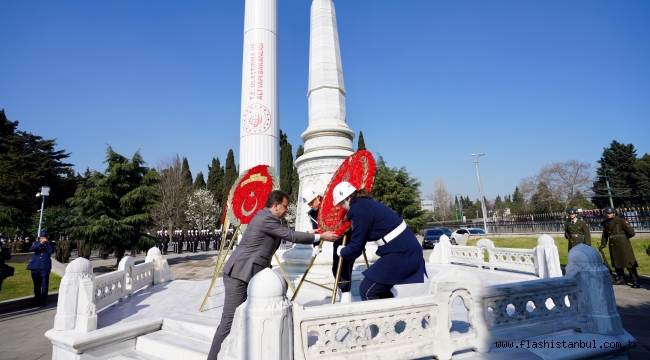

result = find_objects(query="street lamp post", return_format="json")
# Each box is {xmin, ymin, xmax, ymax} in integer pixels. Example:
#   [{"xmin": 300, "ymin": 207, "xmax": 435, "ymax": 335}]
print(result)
[
  {"xmin": 36, "ymin": 186, "xmax": 50, "ymax": 236},
  {"xmin": 471, "ymin": 154, "xmax": 488, "ymax": 233},
  {"xmin": 603, "ymin": 168, "xmax": 615, "ymax": 208}
]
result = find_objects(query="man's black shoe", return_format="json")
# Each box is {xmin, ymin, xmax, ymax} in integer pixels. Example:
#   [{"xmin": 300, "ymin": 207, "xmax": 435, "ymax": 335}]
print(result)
[
  {"xmin": 613, "ymin": 277, "xmax": 627, "ymax": 285},
  {"xmin": 631, "ymin": 282, "xmax": 641, "ymax": 289}
]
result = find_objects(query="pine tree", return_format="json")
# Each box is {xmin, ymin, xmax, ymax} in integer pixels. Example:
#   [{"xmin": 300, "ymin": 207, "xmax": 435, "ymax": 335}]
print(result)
[
  {"xmin": 193, "ymin": 171, "xmax": 206, "ymax": 190},
  {"xmin": 279, "ymin": 130, "xmax": 294, "ymax": 195},
  {"xmin": 206, "ymin": 157, "xmax": 224, "ymax": 205},
  {"xmin": 512, "ymin": 186, "xmax": 525, "ymax": 214},
  {"xmin": 593, "ymin": 140, "xmax": 639, "ymax": 207},
  {"xmin": 181, "ymin": 157, "xmax": 193, "ymax": 188},
  {"xmin": 636, "ymin": 154, "xmax": 650, "ymax": 206},
  {"xmin": 68, "ymin": 146, "xmax": 158, "ymax": 265},
  {"xmin": 357, "ymin": 131, "xmax": 366, "ymax": 151},
  {"xmin": 222, "ymin": 149, "xmax": 238, "ymax": 202},
  {"xmin": 372, "ymin": 156, "xmax": 430, "ymax": 231},
  {"xmin": 0, "ymin": 109, "xmax": 74, "ymax": 233}
]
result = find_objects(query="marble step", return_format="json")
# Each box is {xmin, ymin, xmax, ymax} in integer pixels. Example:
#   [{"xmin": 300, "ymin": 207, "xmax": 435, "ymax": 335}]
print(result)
[
  {"xmin": 136, "ymin": 330, "xmax": 211, "ymax": 360},
  {"xmin": 109, "ymin": 350, "xmax": 166, "ymax": 360},
  {"xmin": 162, "ymin": 313, "xmax": 218, "ymax": 343}
]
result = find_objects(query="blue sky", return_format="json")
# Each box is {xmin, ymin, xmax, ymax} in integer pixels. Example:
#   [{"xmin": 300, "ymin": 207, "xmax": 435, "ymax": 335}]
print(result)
[{"xmin": 1, "ymin": 0, "xmax": 649, "ymax": 201}]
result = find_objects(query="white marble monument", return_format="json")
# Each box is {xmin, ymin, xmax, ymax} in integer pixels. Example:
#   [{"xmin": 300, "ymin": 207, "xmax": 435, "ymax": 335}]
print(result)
[{"xmin": 280, "ymin": 0, "xmax": 375, "ymax": 300}]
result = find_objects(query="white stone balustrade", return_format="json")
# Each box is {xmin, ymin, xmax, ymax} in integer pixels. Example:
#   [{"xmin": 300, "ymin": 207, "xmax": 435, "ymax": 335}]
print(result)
[
  {"xmin": 285, "ymin": 244, "xmax": 625, "ymax": 360},
  {"xmin": 430, "ymin": 234, "xmax": 562, "ymax": 279},
  {"xmin": 51, "ymin": 247, "xmax": 173, "ymax": 333}
]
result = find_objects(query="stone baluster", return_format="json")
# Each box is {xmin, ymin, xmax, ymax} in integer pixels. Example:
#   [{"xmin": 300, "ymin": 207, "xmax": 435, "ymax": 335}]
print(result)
[
  {"xmin": 429, "ymin": 234, "xmax": 451, "ymax": 264},
  {"xmin": 53, "ymin": 258, "xmax": 95, "ymax": 331},
  {"xmin": 565, "ymin": 244, "xmax": 623, "ymax": 335},
  {"xmin": 145, "ymin": 247, "xmax": 174, "ymax": 284},
  {"xmin": 534, "ymin": 234, "xmax": 562, "ymax": 278},
  {"xmin": 218, "ymin": 268, "xmax": 293, "ymax": 360},
  {"xmin": 118, "ymin": 256, "xmax": 135, "ymax": 292}
]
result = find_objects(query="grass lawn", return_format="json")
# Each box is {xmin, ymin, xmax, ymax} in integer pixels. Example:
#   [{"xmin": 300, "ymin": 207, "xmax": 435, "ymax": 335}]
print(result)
[
  {"xmin": 467, "ymin": 237, "xmax": 650, "ymax": 276},
  {"xmin": 0, "ymin": 262, "xmax": 62, "ymax": 302}
]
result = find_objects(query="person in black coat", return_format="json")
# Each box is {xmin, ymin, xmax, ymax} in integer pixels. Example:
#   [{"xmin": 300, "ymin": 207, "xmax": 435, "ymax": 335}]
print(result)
[
  {"xmin": 333, "ymin": 182, "xmax": 426, "ymax": 301},
  {"xmin": 27, "ymin": 231, "xmax": 54, "ymax": 306}
]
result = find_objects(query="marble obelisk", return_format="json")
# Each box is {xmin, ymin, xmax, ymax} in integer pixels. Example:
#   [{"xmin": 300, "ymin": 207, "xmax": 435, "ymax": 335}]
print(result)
[
  {"xmin": 239, "ymin": 0, "xmax": 279, "ymax": 174},
  {"xmin": 281, "ymin": 0, "xmax": 376, "ymax": 301},
  {"xmin": 294, "ymin": 0, "xmax": 355, "ymax": 231}
]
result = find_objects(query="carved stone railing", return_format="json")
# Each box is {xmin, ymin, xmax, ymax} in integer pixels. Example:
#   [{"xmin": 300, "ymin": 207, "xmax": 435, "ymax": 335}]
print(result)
[
  {"xmin": 53, "ymin": 247, "xmax": 174, "ymax": 332},
  {"xmin": 219, "ymin": 243, "xmax": 624, "ymax": 360},
  {"xmin": 430, "ymin": 234, "xmax": 562, "ymax": 278}
]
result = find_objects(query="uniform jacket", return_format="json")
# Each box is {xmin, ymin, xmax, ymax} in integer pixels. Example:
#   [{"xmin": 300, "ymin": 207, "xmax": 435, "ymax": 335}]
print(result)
[
  {"xmin": 340, "ymin": 198, "xmax": 425, "ymax": 285},
  {"xmin": 222, "ymin": 208, "xmax": 316, "ymax": 283},
  {"xmin": 601, "ymin": 216, "xmax": 636, "ymax": 268},
  {"xmin": 26, "ymin": 242, "xmax": 54, "ymax": 270},
  {"xmin": 564, "ymin": 218, "xmax": 591, "ymax": 251}
]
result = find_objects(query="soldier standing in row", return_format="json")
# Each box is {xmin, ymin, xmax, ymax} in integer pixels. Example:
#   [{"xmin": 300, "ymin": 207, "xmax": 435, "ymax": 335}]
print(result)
[
  {"xmin": 599, "ymin": 207, "xmax": 640, "ymax": 288},
  {"xmin": 564, "ymin": 208, "xmax": 591, "ymax": 252},
  {"xmin": 62, "ymin": 236, "xmax": 71, "ymax": 263},
  {"xmin": 55, "ymin": 236, "xmax": 64, "ymax": 262}
]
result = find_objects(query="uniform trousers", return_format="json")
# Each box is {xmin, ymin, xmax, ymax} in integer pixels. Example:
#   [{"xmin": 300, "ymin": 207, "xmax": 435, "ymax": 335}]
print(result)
[
  {"xmin": 207, "ymin": 274, "xmax": 248, "ymax": 359},
  {"xmin": 615, "ymin": 267, "xmax": 639, "ymax": 282},
  {"xmin": 359, "ymin": 278, "xmax": 395, "ymax": 301},
  {"xmin": 31, "ymin": 269, "xmax": 50, "ymax": 306}
]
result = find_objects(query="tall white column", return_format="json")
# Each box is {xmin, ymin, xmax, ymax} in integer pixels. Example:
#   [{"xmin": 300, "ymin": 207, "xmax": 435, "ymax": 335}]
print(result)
[{"xmin": 239, "ymin": 0, "xmax": 279, "ymax": 174}]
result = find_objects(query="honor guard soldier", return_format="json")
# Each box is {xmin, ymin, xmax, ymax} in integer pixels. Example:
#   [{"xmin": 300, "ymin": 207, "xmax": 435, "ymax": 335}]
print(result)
[
  {"xmin": 599, "ymin": 207, "xmax": 640, "ymax": 288},
  {"xmin": 27, "ymin": 231, "xmax": 54, "ymax": 306},
  {"xmin": 333, "ymin": 182, "xmax": 426, "ymax": 301},
  {"xmin": 163, "ymin": 230, "xmax": 169, "ymax": 255},
  {"xmin": 564, "ymin": 208, "xmax": 591, "ymax": 252},
  {"xmin": 193, "ymin": 230, "xmax": 200, "ymax": 253},
  {"xmin": 62, "ymin": 236, "xmax": 71, "ymax": 263},
  {"xmin": 303, "ymin": 186, "xmax": 355, "ymax": 303}
]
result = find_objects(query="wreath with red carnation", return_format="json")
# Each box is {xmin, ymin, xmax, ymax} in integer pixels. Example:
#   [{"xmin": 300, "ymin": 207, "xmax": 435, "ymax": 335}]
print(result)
[
  {"xmin": 227, "ymin": 165, "xmax": 279, "ymax": 226},
  {"xmin": 318, "ymin": 150, "xmax": 376, "ymax": 235}
]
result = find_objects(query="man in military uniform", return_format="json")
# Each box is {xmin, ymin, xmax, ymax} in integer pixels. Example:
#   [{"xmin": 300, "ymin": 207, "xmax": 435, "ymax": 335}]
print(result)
[
  {"xmin": 27, "ymin": 231, "xmax": 54, "ymax": 306},
  {"xmin": 62, "ymin": 236, "xmax": 71, "ymax": 263},
  {"xmin": 564, "ymin": 208, "xmax": 591, "ymax": 252},
  {"xmin": 599, "ymin": 207, "xmax": 640, "ymax": 288},
  {"xmin": 55, "ymin": 236, "xmax": 64, "ymax": 262}
]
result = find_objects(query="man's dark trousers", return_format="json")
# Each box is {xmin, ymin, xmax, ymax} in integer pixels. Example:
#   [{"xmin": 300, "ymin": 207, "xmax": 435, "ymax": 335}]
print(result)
[
  {"xmin": 31, "ymin": 269, "xmax": 50, "ymax": 306},
  {"xmin": 207, "ymin": 273, "xmax": 248, "ymax": 359}
]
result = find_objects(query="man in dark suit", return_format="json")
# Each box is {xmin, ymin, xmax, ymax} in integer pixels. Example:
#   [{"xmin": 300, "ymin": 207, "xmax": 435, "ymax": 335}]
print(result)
[
  {"xmin": 207, "ymin": 190, "xmax": 339, "ymax": 359},
  {"xmin": 27, "ymin": 231, "xmax": 54, "ymax": 306}
]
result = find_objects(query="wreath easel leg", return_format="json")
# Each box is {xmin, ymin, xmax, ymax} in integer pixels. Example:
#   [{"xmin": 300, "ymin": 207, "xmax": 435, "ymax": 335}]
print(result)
[
  {"xmin": 331, "ymin": 234, "xmax": 348, "ymax": 304},
  {"xmin": 274, "ymin": 254, "xmax": 295, "ymax": 294},
  {"xmin": 290, "ymin": 240, "xmax": 323, "ymax": 301},
  {"xmin": 199, "ymin": 224, "xmax": 239, "ymax": 312}
]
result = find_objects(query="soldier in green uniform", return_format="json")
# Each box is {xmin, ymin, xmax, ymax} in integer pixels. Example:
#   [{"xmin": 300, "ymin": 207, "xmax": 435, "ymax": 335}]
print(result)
[
  {"xmin": 79, "ymin": 240, "xmax": 92, "ymax": 259},
  {"xmin": 62, "ymin": 236, "xmax": 71, "ymax": 263},
  {"xmin": 599, "ymin": 207, "xmax": 640, "ymax": 288},
  {"xmin": 564, "ymin": 208, "xmax": 591, "ymax": 252},
  {"xmin": 55, "ymin": 236, "xmax": 63, "ymax": 262}
]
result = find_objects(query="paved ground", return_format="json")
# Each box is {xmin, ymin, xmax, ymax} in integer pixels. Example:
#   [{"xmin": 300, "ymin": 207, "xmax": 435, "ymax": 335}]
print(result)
[{"xmin": 1, "ymin": 249, "xmax": 649, "ymax": 360}]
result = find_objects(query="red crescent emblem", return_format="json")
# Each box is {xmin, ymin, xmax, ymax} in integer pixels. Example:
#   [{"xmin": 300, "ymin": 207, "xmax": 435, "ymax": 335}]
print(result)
[{"xmin": 227, "ymin": 165, "xmax": 279, "ymax": 226}]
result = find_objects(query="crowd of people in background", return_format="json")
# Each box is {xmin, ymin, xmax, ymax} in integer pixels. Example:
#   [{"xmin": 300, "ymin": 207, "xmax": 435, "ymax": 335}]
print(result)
[{"xmin": 155, "ymin": 229, "xmax": 235, "ymax": 255}]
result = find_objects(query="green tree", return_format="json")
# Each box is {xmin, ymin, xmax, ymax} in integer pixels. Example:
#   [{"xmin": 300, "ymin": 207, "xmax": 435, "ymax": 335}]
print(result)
[
  {"xmin": 636, "ymin": 154, "xmax": 650, "ymax": 206},
  {"xmin": 221, "ymin": 149, "xmax": 238, "ymax": 203},
  {"xmin": 372, "ymin": 156, "xmax": 430, "ymax": 231},
  {"xmin": 279, "ymin": 130, "xmax": 294, "ymax": 195},
  {"xmin": 206, "ymin": 157, "xmax": 224, "ymax": 205},
  {"xmin": 593, "ymin": 141, "xmax": 638, "ymax": 207},
  {"xmin": 193, "ymin": 171, "xmax": 206, "ymax": 190},
  {"xmin": 67, "ymin": 147, "xmax": 158, "ymax": 265},
  {"xmin": 0, "ymin": 109, "xmax": 75, "ymax": 234},
  {"xmin": 357, "ymin": 131, "xmax": 366, "ymax": 151},
  {"xmin": 291, "ymin": 145, "xmax": 304, "ymax": 202},
  {"xmin": 512, "ymin": 186, "xmax": 525, "ymax": 214},
  {"xmin": 181, "ymin": 157, "xmax": 193, "ymax": 188}
]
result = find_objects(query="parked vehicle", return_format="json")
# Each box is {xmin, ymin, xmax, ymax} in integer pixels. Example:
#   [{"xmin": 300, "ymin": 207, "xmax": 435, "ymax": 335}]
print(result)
[
  {"xmin": 422, "ymin": 228, "xmax": 448, "ymax": 249},
  {"xmin": 450, "ymin": 228, "xmax": 486, "ymax": 245}
]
